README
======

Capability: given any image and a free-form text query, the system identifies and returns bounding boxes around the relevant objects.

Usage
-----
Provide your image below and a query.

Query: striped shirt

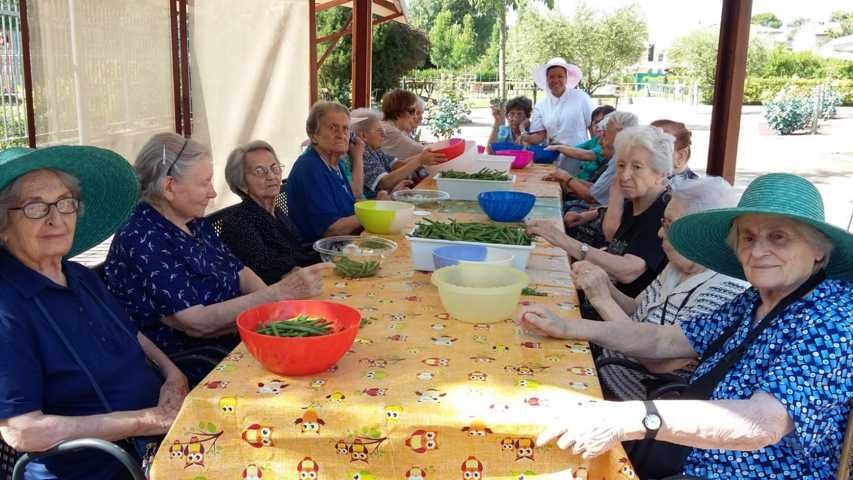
[598,264,750,400]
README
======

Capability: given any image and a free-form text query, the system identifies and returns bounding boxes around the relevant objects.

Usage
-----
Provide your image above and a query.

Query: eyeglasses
[162,138,190,177]
[10,198,80,220]
[251,163,283,178]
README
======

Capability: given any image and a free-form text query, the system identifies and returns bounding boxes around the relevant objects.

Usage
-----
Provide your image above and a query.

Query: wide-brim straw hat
[532,57,582,92]
[668,173,853,282]
[0,146,138,258]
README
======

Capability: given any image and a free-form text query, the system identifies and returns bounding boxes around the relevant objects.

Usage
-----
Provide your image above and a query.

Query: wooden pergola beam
[351,0,372,108]
[316,0,350,13]
[706,0,753,183]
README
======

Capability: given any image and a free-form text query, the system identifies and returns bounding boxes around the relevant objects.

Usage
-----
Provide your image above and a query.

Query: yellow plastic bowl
[355,200,415,234]
[431,264,528,324]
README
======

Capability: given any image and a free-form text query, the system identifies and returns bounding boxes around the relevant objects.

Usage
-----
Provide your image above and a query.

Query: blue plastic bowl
[432,245,515,270]
[477,191,536,222]
[528,145,560,164]
[489,141,521,153]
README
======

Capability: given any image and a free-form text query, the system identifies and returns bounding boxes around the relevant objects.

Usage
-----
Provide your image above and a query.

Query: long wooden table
[149,164,633,479]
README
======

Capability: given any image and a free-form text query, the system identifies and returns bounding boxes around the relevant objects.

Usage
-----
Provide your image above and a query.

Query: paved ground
[428,98,853,230]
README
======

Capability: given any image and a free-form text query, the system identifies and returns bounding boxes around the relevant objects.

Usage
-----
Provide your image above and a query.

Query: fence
[0,0,27,148]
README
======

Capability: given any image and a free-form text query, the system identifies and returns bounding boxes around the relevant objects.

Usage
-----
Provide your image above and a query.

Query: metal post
[17,0,34,147]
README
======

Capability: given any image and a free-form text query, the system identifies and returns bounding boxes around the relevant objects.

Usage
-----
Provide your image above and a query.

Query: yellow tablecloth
[149,164,636,480]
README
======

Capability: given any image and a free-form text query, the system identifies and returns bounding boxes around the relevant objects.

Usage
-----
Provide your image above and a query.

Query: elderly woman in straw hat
[0,146,187,478]
[515,173,852,479]
[217,140,321,285]
[519,57,594,174]
[104,133,330,386]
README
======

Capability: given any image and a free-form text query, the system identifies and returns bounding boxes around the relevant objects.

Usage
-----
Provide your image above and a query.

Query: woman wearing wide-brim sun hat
[514,172,852,479]
[519,57,595,175]
[0,146,188,479]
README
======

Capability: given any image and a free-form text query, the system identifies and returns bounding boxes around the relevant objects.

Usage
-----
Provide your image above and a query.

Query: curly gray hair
[224,140,279,197]
[613,125,674,176]
[135,133,210,203]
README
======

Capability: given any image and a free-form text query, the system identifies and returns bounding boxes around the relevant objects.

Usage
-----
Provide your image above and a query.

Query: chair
[1,436,144,480]
[276,178,288,215]
[205,204,241,237]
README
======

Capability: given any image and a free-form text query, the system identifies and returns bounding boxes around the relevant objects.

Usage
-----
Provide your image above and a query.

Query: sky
[553,0,850,47]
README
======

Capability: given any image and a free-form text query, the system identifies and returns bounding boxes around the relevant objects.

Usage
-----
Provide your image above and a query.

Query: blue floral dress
[103,203,244,381]
[680,279,852,479]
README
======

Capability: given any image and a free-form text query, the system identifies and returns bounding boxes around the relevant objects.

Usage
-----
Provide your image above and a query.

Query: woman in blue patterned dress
[515,173,851,480]
[103,133,331,385]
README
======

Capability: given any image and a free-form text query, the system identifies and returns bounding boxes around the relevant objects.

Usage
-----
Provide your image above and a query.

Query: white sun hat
[532,57,583,92]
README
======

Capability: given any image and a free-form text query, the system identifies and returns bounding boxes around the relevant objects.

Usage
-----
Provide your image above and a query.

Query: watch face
[644,414,661,430]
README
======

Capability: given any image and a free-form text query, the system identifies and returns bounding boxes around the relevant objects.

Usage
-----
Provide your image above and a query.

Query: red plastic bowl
[428,138,465,163]
[496,149,533,169]
[236,300,361,376]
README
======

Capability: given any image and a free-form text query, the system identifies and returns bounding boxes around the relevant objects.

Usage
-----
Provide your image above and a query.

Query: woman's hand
[391,179,414,192]
[348,135,365,160]
[537,401,639,459]
[419,149,445,166]
[563,210,594,228]
[138,405,181,436]
[571,261,613,305]
[526,219,568,247]
[543,169,571,183]
[513,303,572,339]
[157,371,189,414]
[491,106,505,127]
[273,263,333,299]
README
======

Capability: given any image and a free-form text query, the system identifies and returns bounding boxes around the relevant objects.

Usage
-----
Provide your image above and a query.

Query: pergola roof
[314,0,407,24]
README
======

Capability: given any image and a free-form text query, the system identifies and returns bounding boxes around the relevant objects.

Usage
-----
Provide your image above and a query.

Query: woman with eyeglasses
[379,89,446,171]
[0,146,185,478]
[217,140,321,285]
[103,133,331,385]
[570,177,749,400]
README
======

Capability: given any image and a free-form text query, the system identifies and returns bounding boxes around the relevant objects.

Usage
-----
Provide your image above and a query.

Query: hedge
[743,77,853,106]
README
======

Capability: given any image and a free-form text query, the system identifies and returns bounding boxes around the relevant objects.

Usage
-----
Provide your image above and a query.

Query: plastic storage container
[431,264,528,324]
[432,245,515,270]
[406,228,534,271]
[434,173,516,201]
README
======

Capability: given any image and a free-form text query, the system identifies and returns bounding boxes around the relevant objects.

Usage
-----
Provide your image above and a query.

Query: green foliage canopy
[751,12,782,29]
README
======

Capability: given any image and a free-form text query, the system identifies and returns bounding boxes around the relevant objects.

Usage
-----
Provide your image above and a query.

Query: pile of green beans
[358,239,390,250]
[522,287,548,296]
[412,219,531,246]
[334,256,381,278]
[256,315,333,337]
[442,168,510,181]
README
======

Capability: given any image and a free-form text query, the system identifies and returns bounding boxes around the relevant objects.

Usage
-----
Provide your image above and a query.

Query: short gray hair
[670,176,739,215]
[613,125,674,176]
[135,133,210,203]
[726,216,834,270]
[350,108,382,136]
[225,140,279,197]
[306,101,350,142]
[600,111,639,131]
[0,169,83,242]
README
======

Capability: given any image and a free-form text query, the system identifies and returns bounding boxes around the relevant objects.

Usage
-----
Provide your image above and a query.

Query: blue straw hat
[0,146,139,258]
[668,173,853,282]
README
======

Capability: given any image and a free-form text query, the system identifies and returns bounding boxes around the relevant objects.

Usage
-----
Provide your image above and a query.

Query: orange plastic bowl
[236,300,361,376]
[428,138,465,163]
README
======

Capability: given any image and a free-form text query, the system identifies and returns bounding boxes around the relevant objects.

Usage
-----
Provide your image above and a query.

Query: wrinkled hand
[348,135,366,159]
[544,145,564,152]
[491,106,505,126]
[514,303,572,339]
[563,211,589,228]
[391,179,414,193]
[526,219,567,247]
[274,262,334,299]
[571,261,613,305]
[158,372,189,414]
[537,401,633,459]
[419,149,446,166]
[543,169,571,183]
[140,404,180,436]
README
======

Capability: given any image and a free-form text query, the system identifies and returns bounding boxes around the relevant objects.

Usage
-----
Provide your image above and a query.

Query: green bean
[334,256,380,278]
[441,168,510,181]
[522,287,548,296]
[256,315,333,337]
[359,239,389,250]
[411,219,531,246]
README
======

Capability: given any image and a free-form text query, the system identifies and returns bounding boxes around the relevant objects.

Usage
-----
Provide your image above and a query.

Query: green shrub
[743,77,853,105]
[762,87,841,135]
[424,81,470,139]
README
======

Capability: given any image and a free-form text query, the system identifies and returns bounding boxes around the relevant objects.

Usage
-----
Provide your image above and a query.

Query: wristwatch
[642,401,662,440]
[578,243,590,261]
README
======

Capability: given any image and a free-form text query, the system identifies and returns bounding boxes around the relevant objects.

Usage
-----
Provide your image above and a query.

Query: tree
[317,8,429,105]
[409,0,496,57]
[428,10,456,69]
[668,29,769,103]
[451,15,478,69]
[829,10,853,39]
[751,12,782,29]
[505,4,648,94]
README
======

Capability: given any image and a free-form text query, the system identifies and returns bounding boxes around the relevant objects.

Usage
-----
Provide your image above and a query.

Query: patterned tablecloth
[149,164,636,480]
